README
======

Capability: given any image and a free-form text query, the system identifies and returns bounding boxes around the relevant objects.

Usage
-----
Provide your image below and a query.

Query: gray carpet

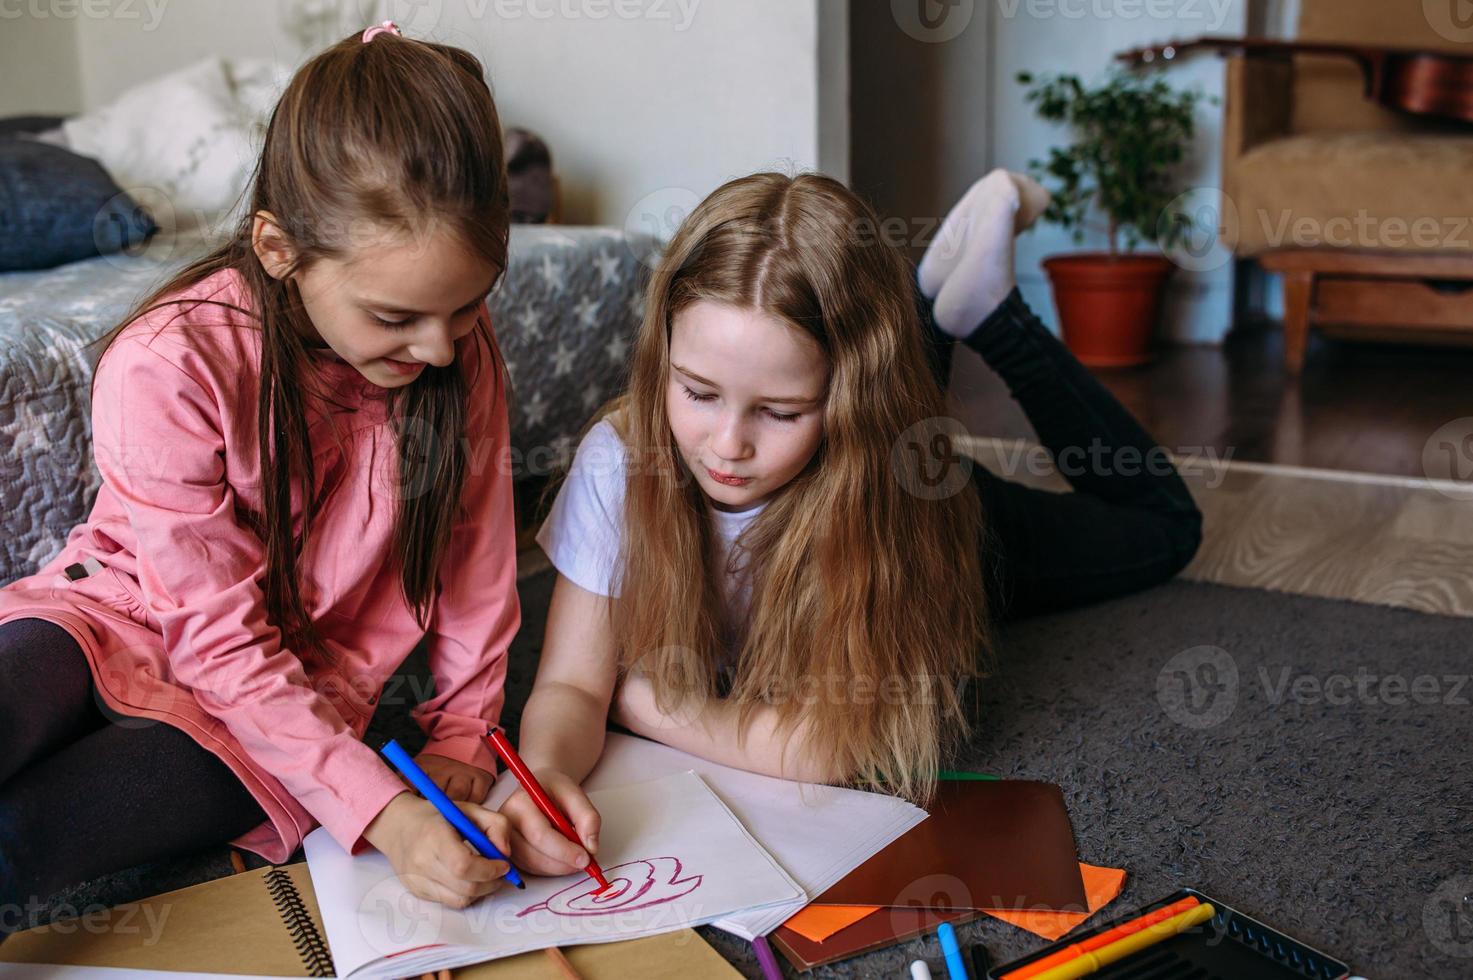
[19,572,1473,978]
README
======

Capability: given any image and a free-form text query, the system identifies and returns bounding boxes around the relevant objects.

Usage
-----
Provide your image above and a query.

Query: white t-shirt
[535,419,768,657]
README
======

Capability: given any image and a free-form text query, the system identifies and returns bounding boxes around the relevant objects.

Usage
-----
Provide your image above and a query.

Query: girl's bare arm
[611,670,843,783]
[516,573,619,781]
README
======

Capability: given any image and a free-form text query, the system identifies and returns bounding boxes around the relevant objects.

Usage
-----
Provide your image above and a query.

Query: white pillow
[63,57,264,236]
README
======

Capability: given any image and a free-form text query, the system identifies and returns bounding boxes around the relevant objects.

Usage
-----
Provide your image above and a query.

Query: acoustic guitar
[1117,36,1473,125]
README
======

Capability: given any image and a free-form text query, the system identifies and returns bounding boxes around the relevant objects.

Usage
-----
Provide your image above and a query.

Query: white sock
[918,169,1050,338]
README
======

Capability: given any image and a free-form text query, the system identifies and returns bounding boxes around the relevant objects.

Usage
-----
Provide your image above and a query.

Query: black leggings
[914,273,1203,621]
[0,618,265,937]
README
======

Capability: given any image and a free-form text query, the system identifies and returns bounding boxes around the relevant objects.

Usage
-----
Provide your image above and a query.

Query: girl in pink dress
[0,24,520,925]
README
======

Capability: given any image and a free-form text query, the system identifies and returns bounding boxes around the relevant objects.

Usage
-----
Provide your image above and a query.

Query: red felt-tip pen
[484,726,611,892]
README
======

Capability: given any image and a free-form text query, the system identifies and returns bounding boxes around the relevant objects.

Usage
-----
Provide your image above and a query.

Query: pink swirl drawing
[517,857,702,918]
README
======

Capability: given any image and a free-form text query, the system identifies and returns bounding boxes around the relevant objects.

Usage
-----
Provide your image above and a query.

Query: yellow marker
[1028,903,1216,980]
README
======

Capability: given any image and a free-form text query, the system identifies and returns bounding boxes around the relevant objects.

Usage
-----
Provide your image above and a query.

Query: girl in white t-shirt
[498,171,1201,877]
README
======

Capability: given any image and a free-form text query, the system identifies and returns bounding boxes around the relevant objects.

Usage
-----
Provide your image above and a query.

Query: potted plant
[1017,68,1208,366]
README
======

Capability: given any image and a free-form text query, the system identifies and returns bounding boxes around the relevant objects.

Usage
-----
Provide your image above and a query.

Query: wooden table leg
[1281,270,1315,374]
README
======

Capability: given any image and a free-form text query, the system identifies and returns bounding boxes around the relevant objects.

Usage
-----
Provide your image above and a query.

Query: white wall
[60,0,835,228]
[0,9,81,116]
[989,0,1249,344]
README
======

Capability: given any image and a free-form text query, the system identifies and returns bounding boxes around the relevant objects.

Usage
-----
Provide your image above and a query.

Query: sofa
[1220,0,1473,371]
[0,223,653,586]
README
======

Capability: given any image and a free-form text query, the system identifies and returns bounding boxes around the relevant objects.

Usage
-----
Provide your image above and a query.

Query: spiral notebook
[0,864,334,976]
[0,862,740,979]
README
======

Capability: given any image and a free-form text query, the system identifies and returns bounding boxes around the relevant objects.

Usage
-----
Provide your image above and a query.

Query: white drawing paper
[306,770,802,978]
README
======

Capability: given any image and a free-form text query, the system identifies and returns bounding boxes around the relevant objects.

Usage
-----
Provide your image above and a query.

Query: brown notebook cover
[772,907,977,971]
[0,862,739,979]
[815,779,1088,912]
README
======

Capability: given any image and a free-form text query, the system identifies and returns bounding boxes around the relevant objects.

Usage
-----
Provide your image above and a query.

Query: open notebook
[306,769,805,979]
[0,860,741,979]
[527,732,930,939]
[305,734,927,977]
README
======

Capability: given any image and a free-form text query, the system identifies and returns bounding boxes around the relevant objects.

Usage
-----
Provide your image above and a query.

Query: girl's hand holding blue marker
[363,792,515,909]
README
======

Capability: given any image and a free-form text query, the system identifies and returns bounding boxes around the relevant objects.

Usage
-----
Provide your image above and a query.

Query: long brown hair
[611,172,990,802]
[86,31,510,666]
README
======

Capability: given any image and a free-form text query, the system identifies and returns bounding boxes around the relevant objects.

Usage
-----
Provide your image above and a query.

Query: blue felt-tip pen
[379,739,525,890]
[938,922,969,979]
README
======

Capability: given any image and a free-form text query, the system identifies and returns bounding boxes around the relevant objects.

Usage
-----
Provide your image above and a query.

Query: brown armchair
[1220,0,1473,372]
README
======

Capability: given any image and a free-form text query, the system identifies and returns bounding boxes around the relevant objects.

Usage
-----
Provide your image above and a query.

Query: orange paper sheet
[783,905,881,943]
[782,862,1126,944]
[982,862,1127,940]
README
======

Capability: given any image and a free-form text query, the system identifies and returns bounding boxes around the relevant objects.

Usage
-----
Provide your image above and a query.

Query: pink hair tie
[361,20,401,43]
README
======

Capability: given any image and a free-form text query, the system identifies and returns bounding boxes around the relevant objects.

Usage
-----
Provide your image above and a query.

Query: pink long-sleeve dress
[0,267,521,863]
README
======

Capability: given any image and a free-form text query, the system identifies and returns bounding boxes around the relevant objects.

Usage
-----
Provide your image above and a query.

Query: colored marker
[970,942,992,978]
[1027,903,1215,980]
[379,739,524,889]
[752,934,783,980]
[1001,896,1202,979]
[911,960,935,980]
[483,726,611,892]
[938,922,970,979]
[543,945,584,979]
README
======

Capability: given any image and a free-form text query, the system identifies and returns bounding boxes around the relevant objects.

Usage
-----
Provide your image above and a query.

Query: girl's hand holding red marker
[499,769,603,876]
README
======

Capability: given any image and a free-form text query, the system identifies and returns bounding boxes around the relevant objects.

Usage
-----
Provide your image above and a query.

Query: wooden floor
[950,322,1473,618]
[959,436,1473,619]
[948,320,1473,480]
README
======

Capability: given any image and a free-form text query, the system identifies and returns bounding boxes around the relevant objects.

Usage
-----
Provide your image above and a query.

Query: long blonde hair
[612,172,990,802]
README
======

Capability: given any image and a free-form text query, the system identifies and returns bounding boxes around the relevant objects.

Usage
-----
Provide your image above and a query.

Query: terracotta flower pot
[1041,252,1174,368]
